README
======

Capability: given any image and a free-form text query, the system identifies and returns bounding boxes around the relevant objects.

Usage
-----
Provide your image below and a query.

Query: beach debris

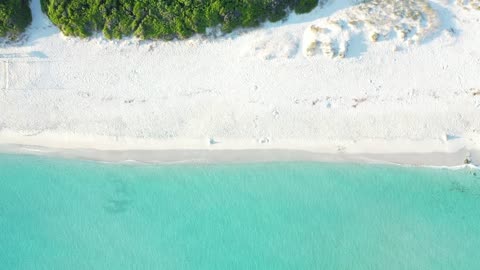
[209,138,219,145]
[352,97,367,108]
[77,91,91,98]
[101,95,114,102]
[464,152,472,165]
[272,109,280,118]
[259,137,270,144]
[447,27,457,37]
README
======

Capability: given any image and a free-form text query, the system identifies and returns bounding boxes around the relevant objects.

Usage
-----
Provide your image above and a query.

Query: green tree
[0,0,32,39]
[40,0,321,40]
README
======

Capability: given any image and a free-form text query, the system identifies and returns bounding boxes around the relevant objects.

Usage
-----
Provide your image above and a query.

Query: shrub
[294,0,319,14]
[0,0,32,39]
[40,0,321,40]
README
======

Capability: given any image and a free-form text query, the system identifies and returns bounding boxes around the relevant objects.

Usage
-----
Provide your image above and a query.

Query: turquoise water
[0,154,479,269]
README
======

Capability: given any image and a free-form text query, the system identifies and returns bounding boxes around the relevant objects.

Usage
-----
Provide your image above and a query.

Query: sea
[1,153,479,269]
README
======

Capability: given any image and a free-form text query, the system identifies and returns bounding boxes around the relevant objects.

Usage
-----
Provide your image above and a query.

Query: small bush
[294,0,319,14]
[0,0,32,39]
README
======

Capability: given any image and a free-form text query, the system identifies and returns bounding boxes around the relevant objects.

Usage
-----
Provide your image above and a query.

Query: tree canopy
[40,0,321,39]
[0,0,32,39]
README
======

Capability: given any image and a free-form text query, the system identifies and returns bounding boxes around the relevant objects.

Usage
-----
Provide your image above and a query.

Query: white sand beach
[0,0,479,165]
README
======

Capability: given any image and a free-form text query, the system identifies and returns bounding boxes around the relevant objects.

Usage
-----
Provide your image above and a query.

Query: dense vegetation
[41,0,321,39]
[0,0,32,39]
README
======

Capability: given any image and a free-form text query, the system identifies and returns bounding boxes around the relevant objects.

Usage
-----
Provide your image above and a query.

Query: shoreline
[1,141,478,168]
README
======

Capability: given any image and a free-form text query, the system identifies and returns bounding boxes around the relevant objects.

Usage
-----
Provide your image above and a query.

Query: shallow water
[0,154,479,269]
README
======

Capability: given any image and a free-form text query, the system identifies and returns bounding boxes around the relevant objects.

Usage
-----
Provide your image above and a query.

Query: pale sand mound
[303,0,441,58]
[457,0,480,10]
